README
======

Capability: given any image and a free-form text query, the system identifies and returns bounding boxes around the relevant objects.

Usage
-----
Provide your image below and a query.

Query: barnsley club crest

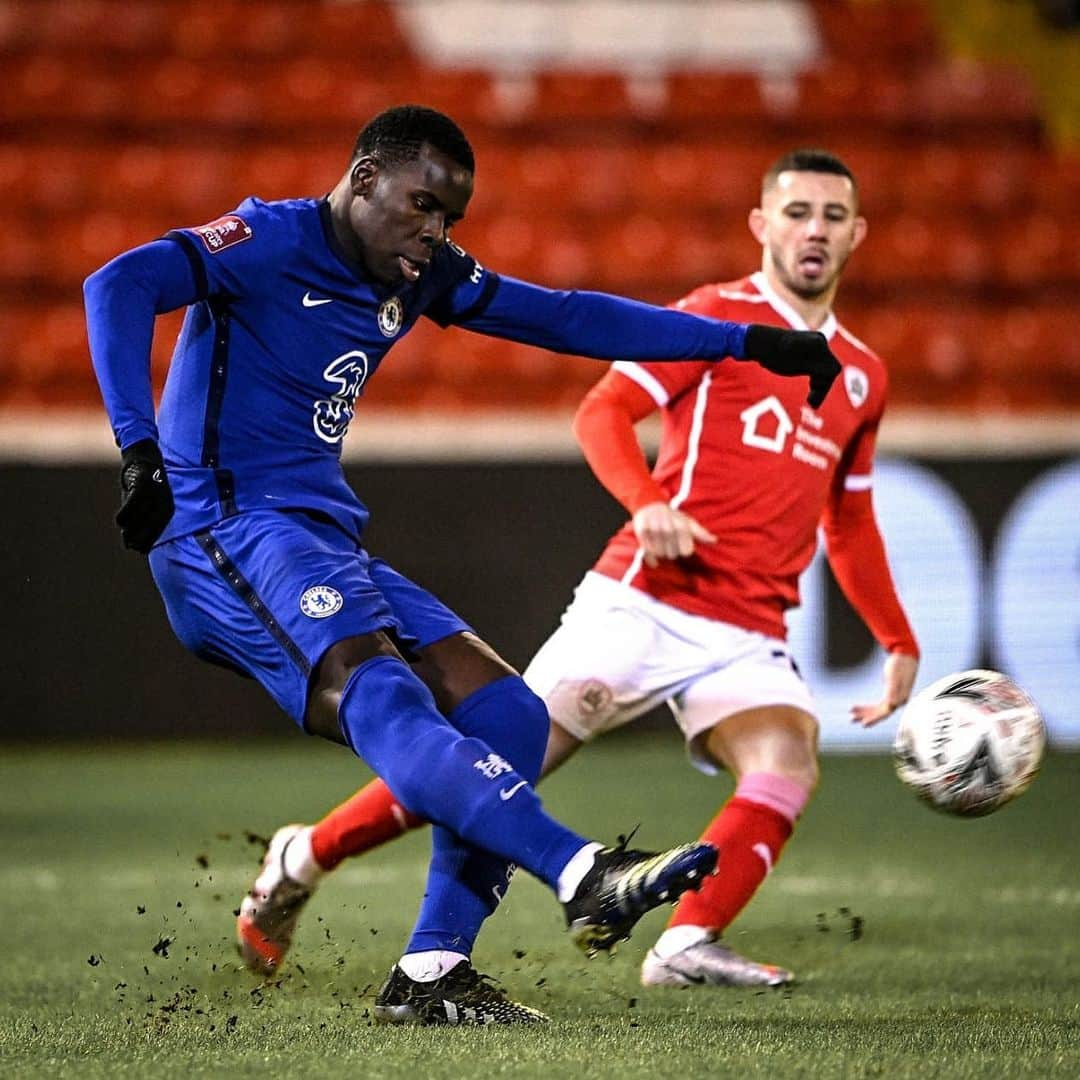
[843,366,869,409]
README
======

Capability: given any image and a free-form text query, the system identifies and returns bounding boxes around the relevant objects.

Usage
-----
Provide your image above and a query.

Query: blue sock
[337,657,584,891]
[405,676,548,955]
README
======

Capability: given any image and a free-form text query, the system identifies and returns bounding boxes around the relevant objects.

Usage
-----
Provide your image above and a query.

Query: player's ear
[350,155,378,196]
[851,214,868,252]
[748,207,768,245]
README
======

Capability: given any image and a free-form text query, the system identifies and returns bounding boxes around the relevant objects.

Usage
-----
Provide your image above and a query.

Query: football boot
[374,961,549,1025]
[563,840,719,956]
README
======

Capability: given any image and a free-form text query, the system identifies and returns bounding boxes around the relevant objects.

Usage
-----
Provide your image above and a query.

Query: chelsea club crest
[377,296,404,338]
[300,585,343,619]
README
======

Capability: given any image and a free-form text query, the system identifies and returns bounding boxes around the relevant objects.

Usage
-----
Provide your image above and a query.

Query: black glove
[115,439,175,553]
[742,325,842,409]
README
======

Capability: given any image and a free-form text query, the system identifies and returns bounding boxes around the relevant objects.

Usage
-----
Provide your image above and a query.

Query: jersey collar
[750,271,837,341]
[317,197,390,292]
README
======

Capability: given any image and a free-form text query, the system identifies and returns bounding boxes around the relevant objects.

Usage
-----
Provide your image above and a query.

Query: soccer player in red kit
[238,148,919,988]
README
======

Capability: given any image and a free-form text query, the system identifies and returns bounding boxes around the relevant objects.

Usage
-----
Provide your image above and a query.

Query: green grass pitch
[1,735,1077,1078]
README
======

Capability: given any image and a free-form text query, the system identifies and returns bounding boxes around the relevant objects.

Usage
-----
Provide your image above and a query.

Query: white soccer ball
[893,669,1046,817]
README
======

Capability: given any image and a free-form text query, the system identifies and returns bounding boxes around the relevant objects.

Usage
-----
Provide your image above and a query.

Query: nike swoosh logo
[752,842,774,874]
[499,780,527,801]
[302,292,334,308]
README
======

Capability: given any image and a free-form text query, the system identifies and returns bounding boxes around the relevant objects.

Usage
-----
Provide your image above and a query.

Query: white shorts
[523,572,816,774]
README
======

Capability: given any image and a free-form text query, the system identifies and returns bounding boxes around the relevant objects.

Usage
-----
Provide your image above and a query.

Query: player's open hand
[850,651,920,728]
[115,439,175,553]
[741,325,842,408]
[632,501,717,568]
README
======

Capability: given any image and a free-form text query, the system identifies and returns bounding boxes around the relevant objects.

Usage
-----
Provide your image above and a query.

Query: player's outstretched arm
[458,277,841,407]
[821,484,920,726]
[84,239,200,552]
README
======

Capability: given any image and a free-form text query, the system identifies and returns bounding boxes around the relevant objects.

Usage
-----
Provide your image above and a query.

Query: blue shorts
[149,510,471,726]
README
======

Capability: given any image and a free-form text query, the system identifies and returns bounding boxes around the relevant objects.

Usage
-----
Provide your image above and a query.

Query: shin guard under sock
[310,780,423,871]
[311,677,550,870]
[667,772,809,933]
[336,657,583,889]
[407,675,550,954]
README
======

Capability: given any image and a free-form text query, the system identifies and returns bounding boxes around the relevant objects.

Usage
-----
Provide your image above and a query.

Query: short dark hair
[353,105,475,174]
[763,149,857,200]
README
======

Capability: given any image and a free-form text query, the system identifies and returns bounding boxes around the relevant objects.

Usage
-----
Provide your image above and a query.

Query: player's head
[352,105,476,174]
[341,105,475,286]
[749,149,866,303]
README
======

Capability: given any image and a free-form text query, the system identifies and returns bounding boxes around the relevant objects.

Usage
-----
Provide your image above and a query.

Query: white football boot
[236,824,316,975]
[641,932,793,988]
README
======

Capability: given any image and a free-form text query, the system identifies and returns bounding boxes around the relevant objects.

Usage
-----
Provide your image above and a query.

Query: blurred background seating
[0,0,1076,414]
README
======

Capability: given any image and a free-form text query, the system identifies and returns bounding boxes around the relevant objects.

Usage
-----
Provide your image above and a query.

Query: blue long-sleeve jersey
[85,196,750,544]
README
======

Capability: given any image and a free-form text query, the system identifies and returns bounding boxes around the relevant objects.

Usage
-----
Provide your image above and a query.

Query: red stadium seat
[975,307,1080,407]
[853,304,981,408]
[123,58,214,124]
[912,61,1037,127]
[1,303,92,395]
[531,71,634,122]
[65,211,168,284]
[0,214,52,285]
[796,60,1037,138]
[893,145,1033,215]
[859,215,993,290]
[637,143,762,213]
[478,145,637,217]
[795,65,914,128]
[663,72,768,123]
[811,0,940,65]
[0,55,107,122]
[533,229,601,291]
[585,215,677,293]
[0,0,1071,416]
[458,216,541,280]
[0,1,29,51]
[169,1,290,59]
[995,215,1077,289]
[5,0,169,53]
[0,147,39,210]
[225,147,321,205]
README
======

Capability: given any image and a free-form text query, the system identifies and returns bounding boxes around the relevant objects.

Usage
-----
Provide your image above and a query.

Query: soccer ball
[893,669,1045,817]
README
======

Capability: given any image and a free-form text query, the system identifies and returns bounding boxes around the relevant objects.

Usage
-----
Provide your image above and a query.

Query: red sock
[310,779,424,870]
[669,773,808,933]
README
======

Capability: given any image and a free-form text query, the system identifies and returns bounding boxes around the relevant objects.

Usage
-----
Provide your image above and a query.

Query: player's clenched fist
[741,325,842,408]
[115,439,174,553]
[632,501,718,568]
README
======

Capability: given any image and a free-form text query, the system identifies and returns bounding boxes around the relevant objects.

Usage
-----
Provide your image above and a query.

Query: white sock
[556,842,604,902]
[398,950,468,983]
[281,826,323,887]
[652,924,713,959]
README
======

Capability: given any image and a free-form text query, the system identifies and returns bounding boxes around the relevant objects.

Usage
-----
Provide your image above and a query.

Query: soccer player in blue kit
[84,105,841,1025]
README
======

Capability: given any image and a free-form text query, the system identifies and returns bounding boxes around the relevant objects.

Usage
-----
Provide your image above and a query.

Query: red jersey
[592,271,887,640]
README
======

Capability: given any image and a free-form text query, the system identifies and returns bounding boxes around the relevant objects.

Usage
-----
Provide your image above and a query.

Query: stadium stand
[0,0,1076,412]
